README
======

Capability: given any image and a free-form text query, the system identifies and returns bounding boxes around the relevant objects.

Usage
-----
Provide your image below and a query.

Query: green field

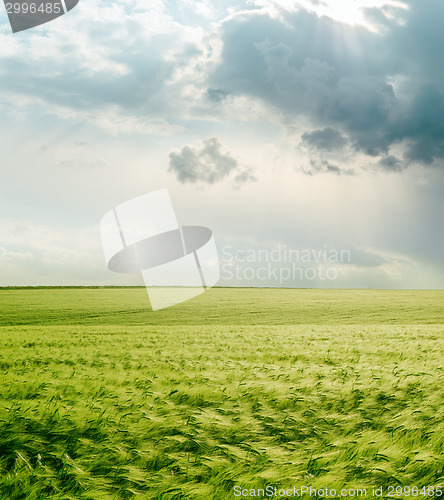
[0,288,443,499]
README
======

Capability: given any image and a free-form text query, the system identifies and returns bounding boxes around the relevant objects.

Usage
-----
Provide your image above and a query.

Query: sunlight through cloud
[249,0,409,30]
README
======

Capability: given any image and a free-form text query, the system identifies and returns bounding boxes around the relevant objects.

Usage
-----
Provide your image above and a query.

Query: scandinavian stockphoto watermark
[4,0,79,33]
[100,189,220,311]
[221,244,351,286]
[233,484,443,497]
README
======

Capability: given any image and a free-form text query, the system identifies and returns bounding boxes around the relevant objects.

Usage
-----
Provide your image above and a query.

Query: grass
[0,287,443,499]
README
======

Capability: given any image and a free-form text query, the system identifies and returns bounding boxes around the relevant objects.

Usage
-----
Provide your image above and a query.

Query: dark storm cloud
[211,1,444,168]
[4,0,444,168]
[302,127,347,151]
[169,137,255,185]
[211,10,385,109]
[386,86,444,164]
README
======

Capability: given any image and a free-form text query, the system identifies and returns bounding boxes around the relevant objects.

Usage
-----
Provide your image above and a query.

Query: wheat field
[0,288,443,499]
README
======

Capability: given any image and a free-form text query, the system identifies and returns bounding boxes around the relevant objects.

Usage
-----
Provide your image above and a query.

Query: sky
[0,0,443,289]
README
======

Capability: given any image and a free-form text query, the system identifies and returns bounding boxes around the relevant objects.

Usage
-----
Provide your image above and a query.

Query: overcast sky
[0,0,443,288]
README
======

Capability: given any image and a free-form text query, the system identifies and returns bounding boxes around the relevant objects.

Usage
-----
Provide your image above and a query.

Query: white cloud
[0,0,213,136]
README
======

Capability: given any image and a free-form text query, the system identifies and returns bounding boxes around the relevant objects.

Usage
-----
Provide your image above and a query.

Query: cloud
[299,127,353,176]
[304,159,354,176]
[168,137,256,185]
[210,2,444,168]
[5,0,442,169]
[0,0,210,137]
[386,85,444,165]
[233,168,257,186]
[301,127,347,151]
[2,0,444,170]
[378,155,404,172]
[205,88,232,102]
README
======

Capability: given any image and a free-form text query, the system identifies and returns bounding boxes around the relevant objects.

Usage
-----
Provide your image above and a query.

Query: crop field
[0,287,443,499]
